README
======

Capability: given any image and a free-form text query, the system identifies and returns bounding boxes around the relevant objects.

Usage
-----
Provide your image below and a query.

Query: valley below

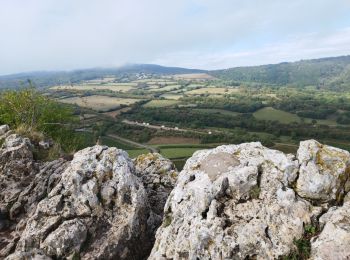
[35,61,350,170]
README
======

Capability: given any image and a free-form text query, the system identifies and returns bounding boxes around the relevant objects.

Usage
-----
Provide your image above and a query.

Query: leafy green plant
[281,224,319,260]
[0,87,81,153]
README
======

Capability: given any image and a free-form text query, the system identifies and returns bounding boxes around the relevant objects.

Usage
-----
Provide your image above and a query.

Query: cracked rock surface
[149,141,350,259]
[310,201,350,259]
[0,132,69,258]
[10,146,151,259]
[296,140,350,203]
[134,153,178,231]
[0,126,177,260]
[2,123,350,260]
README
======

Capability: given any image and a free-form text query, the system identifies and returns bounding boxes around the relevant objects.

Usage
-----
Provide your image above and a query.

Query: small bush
[0,87,82,153]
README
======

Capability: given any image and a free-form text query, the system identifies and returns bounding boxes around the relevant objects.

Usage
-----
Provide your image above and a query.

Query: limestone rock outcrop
[149,141,350,259]
[296,140,350,203]
[6,146,153,259]
[0,126,177,260]
[134,153,178,231]
[0,132,69,258]
[310,201,350,259]
[2,123,350,260]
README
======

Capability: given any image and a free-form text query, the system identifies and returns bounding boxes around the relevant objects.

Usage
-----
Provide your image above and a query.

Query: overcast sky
[1,0,350,75]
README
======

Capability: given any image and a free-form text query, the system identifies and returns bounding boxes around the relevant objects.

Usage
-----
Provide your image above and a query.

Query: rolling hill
[2,55,350,90]
[210,55,350,90]
[0,64,205,89]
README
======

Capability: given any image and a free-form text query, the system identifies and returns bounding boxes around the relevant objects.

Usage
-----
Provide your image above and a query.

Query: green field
[126,149,149,158]
[143,100,180,108]
[159,147,202,159]
[253,107,300,124]
[101,136,137,150]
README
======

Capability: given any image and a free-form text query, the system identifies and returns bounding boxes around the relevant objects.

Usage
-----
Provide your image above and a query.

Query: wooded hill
[210,55,350,90]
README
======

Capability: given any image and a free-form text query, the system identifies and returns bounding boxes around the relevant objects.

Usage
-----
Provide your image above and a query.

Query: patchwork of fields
[49,73,350,170]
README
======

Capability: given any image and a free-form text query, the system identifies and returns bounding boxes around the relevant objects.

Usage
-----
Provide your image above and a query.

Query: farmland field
[143,100,180,108]
[126,149,150,158]
[60,95,141,111]
[45,70,350,172]
[159,147,201,159]
[51,84,137,92]
[160,94,183,100]
[148,85,182,92]
[253,107,300,124]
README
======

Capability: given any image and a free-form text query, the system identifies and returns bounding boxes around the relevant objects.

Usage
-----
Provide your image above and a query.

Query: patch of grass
[253,107,301,124]
[15,124,45,143]
[126,149,149,158]
[172,159,186,171]
[160,147,200,159]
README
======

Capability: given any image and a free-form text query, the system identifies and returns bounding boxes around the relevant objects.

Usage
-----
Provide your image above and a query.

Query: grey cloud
[0,0,350,74]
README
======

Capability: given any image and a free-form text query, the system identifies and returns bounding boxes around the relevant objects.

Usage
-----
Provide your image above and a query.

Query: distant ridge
[2,55,350,90]
[0,64,206,89]
[209,55,350,90]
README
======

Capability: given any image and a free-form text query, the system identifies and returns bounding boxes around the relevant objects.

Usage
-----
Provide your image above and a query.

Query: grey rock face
[133,153,178,240]
[296,140,350,203]
[310,202,350,259]
[0,133,68,258]
[1,128,177,259]
[149,141,350,260]
[2,127,350,260]
[11,146,152,259]
[134,153,178,216]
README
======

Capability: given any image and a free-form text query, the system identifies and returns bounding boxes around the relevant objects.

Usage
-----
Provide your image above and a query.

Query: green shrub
[0,87,81,153]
